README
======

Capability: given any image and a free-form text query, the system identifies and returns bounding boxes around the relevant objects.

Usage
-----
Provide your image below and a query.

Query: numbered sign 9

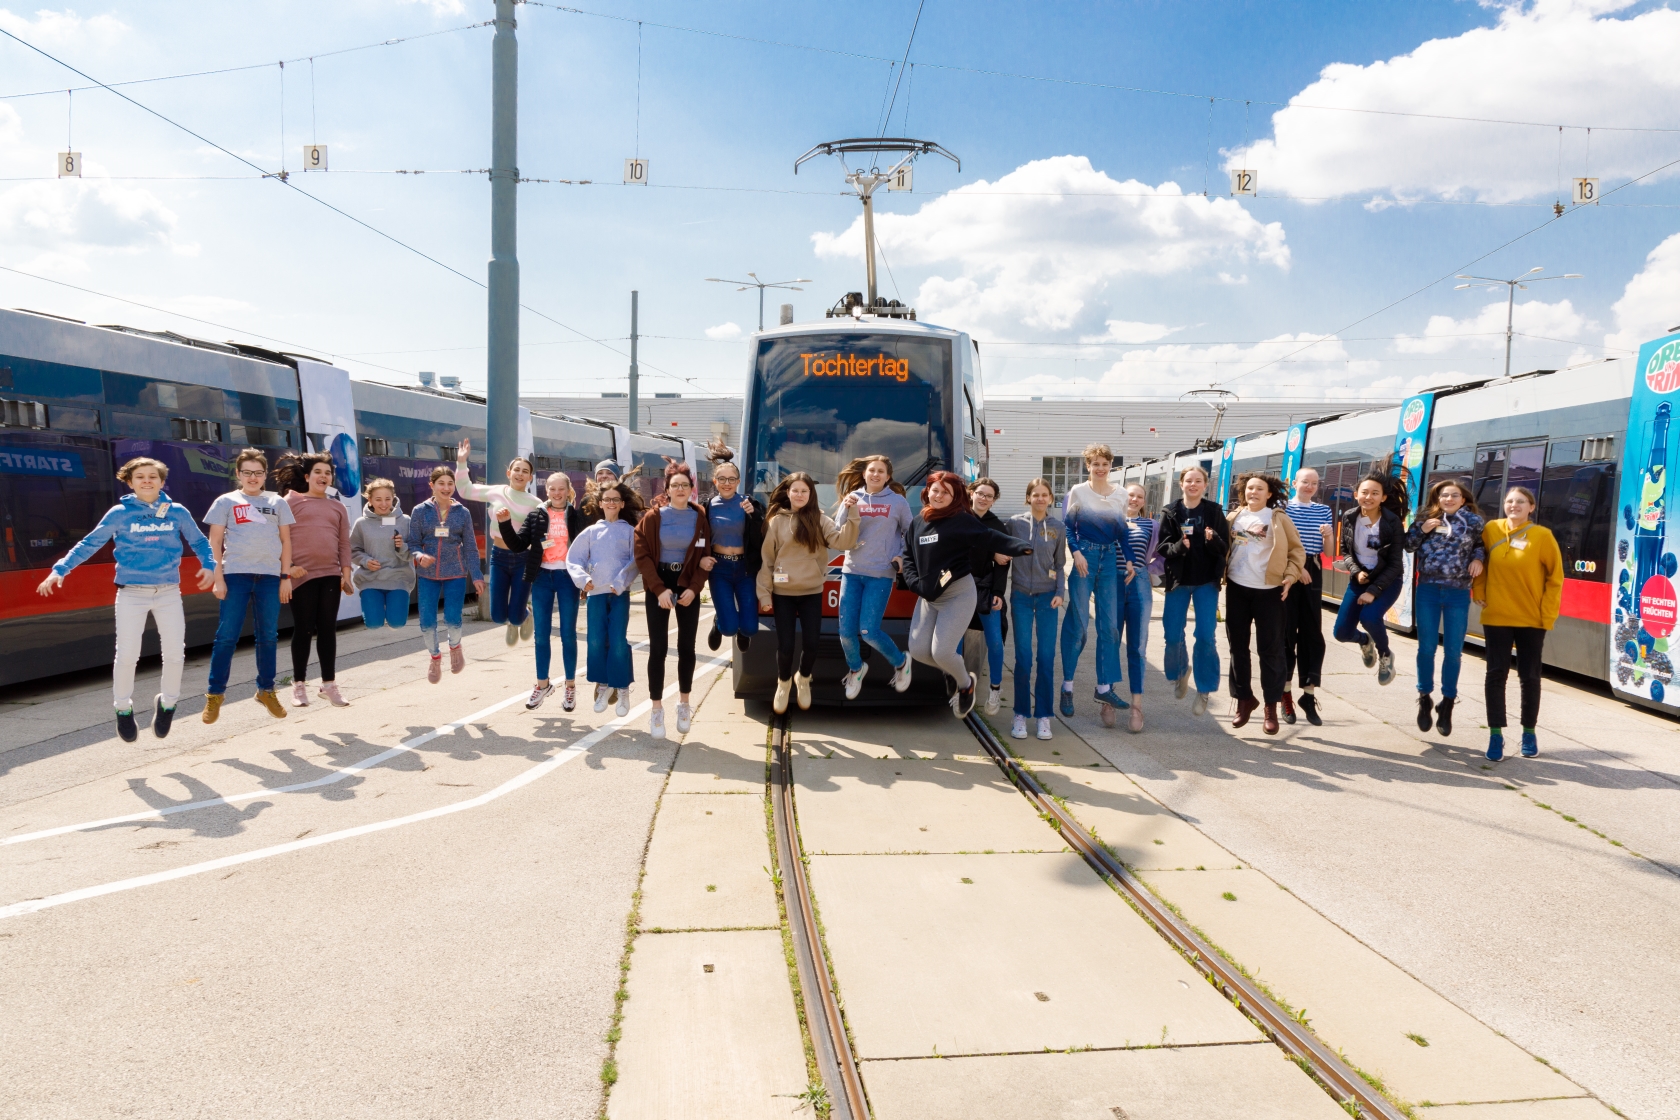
[57,151,81,178]
[889,164,913,191]
[623,158,648,185]
[1573,177,1599,205]
[302,145,328,171]
[1230,168,1257,196]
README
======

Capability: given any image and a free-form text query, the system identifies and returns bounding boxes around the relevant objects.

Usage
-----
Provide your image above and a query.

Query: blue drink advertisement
[1217,438,1237,507]
[1279,423,1308,491]
[1611,333,1680,708]
[1386,393,1435,629]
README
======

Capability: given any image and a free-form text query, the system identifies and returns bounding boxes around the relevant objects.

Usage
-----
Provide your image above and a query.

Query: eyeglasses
[600,496,623,505]
[237,469,266,478]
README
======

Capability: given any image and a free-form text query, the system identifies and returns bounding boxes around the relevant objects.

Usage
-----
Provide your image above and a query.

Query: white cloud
[704,321,743,341]
[1394,297,1586,354]
[1226,0,1680,203]
[1080,319,1176,344]
[0,6,129,45]
[1606,232,1680,355]
[811,155,1288,337]
[394,0,466,15]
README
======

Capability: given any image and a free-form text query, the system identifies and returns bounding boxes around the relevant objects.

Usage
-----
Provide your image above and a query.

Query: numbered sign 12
[1573,177,1599,205]
[302,145,328,171]
[1230,168,1257,196]
[889,164,913,191]
[623,158,648,185]
[58,151,81,178]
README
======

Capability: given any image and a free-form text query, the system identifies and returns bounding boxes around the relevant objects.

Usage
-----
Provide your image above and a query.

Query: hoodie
[1006,511,1067,598]
[350,501,416,593]
[833,487,914,579]
[52,492,215,586]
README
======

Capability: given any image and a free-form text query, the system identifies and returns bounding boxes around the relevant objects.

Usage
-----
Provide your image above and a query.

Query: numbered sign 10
[302,145,328,171]
[1230,168,1257,196]
[58,151,81,178]
[1573,177,1599,205]
[889,164,913,191]
[623,158,648,185]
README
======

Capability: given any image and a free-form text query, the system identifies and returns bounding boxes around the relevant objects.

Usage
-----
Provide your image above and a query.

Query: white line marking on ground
[0,657,729,921]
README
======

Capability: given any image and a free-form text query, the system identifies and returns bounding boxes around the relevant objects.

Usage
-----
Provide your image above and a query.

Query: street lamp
[1454,267,1583,379]
[705,272,810,331]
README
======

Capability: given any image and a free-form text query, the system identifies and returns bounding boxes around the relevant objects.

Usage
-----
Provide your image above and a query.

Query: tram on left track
[0,306,706,687]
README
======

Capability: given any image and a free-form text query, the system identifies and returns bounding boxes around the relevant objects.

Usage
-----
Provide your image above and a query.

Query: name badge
[157,502,170,517]
[435,526,450,538]
[381,516,397,527]
[1510,538,1528,551]
[695,538,705,548]
[939,569,952,587]
[773,567,790,584]
[919,532,939,544]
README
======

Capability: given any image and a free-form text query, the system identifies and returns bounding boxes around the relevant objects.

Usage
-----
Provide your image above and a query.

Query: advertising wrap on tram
[1386,392,1435,629]
[1612,333,1680,709]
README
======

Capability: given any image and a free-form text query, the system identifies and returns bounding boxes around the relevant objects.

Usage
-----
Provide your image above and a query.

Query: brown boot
[1232,696,1259,728]
[1263,703,1280,735]
[202,694,223,724]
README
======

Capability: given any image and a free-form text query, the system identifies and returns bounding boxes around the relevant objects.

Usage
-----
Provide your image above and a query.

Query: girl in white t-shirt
[1224,474,1305,736]
[498,471,587,712]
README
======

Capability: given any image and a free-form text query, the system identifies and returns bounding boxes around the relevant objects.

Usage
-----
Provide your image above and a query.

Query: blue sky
[3,0,1679,404]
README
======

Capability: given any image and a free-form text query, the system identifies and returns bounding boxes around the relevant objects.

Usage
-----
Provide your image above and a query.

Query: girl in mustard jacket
[1471,486,1563,761]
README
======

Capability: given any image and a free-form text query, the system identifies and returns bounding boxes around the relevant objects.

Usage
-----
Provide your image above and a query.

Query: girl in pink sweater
[278,452,354,707]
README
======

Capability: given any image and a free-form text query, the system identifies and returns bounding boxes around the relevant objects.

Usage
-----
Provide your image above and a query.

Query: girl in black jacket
[498,472,590,712]
[965,478,1012,715]
[1156,466,1230,717]
[1331,471,1408,685]
[900,472,1032,718]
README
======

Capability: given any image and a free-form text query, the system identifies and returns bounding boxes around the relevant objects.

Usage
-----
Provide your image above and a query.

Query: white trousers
[113,584,185,712]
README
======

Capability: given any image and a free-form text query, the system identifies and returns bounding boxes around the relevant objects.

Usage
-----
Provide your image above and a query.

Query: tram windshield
[747,332,952,508]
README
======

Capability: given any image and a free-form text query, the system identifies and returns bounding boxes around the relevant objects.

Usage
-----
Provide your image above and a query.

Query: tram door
[1472,442,1545,521]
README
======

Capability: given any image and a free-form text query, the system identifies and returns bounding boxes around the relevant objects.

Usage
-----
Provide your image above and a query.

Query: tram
[0,306,703,687]
[732,295,988,703]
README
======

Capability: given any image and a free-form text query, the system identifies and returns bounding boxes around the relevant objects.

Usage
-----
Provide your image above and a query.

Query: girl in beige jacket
[757,471,860,713]
[1224,473,1306,735]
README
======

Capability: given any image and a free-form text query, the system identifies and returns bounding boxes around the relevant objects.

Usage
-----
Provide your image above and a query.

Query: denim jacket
[1404,508,1486,590]
[405,499,484,583]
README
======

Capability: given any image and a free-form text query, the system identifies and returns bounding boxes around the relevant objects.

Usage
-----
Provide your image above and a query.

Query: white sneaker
[985,686,1002,715]
[505,622,519,647]
[615,686,631,717]
[795,673,813,710]
[1190,691,1210,717]
[649,708,665,739]
[891,658,913,693]
[1173,674,1189,700]
[519,613,534,641]
[843,664,867,700]
[676,702,693,734]
[1011,714,1028,739]
[773,676,792,714]
[526,682,554,711]
[593,684,610,713]
[1037,718,1054,740]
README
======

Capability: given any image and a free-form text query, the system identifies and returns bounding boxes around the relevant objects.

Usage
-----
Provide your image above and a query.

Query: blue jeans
[359,587,410,629]
[708,557,760,638]
[1011,589,1058,717]
[838,572,906,673]
[586,591,634,688]
[980,608,1005,688]
[531,566,581,682]
[1334,579,1402,656]
[1414,582,1470,697]
[208,573,280,694]
[487,545,530,626]
[1162,581,1221,695]
[1118,571,1152,695]
[418,575,468,654]
[1060,544,1121,688]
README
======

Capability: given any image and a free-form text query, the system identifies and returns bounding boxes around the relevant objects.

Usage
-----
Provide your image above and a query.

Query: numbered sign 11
[889,164,913,191]
[302,145,328,171]
[58,151,81,178]
[623,158,648,185]
[1573,177,1599,205]
[1230,168,1257,196]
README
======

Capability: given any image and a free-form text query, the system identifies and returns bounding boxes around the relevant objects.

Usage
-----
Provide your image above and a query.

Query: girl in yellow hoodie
[1471,486,1563,761]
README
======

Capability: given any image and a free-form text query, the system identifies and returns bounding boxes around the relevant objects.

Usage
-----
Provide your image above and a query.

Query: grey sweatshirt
[1006,511,1067,598]
[350,504,415,592]
[833,487,913,579]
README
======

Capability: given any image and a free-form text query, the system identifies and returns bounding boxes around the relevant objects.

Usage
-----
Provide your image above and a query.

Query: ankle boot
[1262,702,1280,735]
[1434,697,1454,736]
[1416,692,1434,732]
[1232,696,1258,728]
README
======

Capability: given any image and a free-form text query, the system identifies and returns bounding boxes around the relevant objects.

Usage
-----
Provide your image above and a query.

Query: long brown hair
[275,451,333,496]
[1360,471,1409,519]
[767,471,825,552]
[1232,472,1288,510]
[835,454,906,500]
[584,479,644,520]
[921,471,971,523]
[1420,477,1472,523]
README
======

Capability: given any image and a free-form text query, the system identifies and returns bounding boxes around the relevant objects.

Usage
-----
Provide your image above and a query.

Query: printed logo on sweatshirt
[129,521,175,534]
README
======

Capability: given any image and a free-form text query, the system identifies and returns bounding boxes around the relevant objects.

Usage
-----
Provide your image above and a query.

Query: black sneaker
[153,697,176,739]
[1298,693,1322,726]
[1435,697,1454,736]
[953,677,977,718]
[1416,693,1434,733]
[736,633,752,652]
[116,708,139,743]
[708,623,722,651]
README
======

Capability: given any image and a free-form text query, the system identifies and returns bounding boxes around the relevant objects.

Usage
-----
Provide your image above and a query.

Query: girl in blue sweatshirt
[568,481,640,716]
[37,457,215,742]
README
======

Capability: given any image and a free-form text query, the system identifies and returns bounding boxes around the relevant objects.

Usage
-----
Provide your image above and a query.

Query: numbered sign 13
[1573,177,1599,205]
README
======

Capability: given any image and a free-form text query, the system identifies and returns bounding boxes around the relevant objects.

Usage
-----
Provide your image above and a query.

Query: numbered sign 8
[1230,168,1257,196]
[57,151,81,178]
[623,158,649,185]
[1573,177,1599,205]
[302,145,328,171]
[889,164,913,191]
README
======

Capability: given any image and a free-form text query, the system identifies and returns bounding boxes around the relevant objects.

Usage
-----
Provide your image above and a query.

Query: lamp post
[705,273,810,331]
[1454,267,1582,379]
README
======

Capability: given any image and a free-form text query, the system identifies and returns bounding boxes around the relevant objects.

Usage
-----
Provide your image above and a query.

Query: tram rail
[767,707,1408,1120]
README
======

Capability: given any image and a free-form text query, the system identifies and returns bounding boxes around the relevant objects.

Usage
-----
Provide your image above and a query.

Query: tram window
[1539,460,1613,582]
[962,388,977,439]
[1432,450,1472,474]
[112,439,234,520]
[110,411,173,441]
[0,432,114,573]
[49,406,101,433]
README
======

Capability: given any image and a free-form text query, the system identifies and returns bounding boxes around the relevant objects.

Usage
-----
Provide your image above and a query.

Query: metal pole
[758,285,765,332]
[486,0,520,487]
[1504,282,1515,379]
[628,290,640,433]
[861,188,878,307]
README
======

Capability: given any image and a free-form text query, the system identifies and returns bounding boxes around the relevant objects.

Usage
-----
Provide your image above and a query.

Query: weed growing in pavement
[1405,1033,1429,1047]
[777,1083,831,1114]
[1516,790,1650,862]
[705,884,717,892]
[599,1058,618,1087]
[1221,891,1237,901]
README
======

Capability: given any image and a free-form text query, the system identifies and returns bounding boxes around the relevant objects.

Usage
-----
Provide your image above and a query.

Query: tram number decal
[827,587,839,609]
[800,353,910,381]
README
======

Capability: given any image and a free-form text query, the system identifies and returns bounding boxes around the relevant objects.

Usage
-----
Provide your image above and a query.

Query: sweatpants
[1282,555,1324,689]
[290,575,341,683]
[1484,624,1546,728]
[773,592,823,680]
[645,568,701,694]
[910,575,978,687]
[1225,581,1288,703]
[113,584,185,711]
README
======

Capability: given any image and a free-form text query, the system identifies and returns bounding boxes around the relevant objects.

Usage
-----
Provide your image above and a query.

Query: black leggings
[773,592,822,680]
[1484,624,1545,728]
[290,576,341,683]
[645,568,701,695]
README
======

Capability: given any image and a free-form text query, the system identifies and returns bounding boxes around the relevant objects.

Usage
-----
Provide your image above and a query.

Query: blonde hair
[1083,442,1113,465]
[363,477,397,500]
